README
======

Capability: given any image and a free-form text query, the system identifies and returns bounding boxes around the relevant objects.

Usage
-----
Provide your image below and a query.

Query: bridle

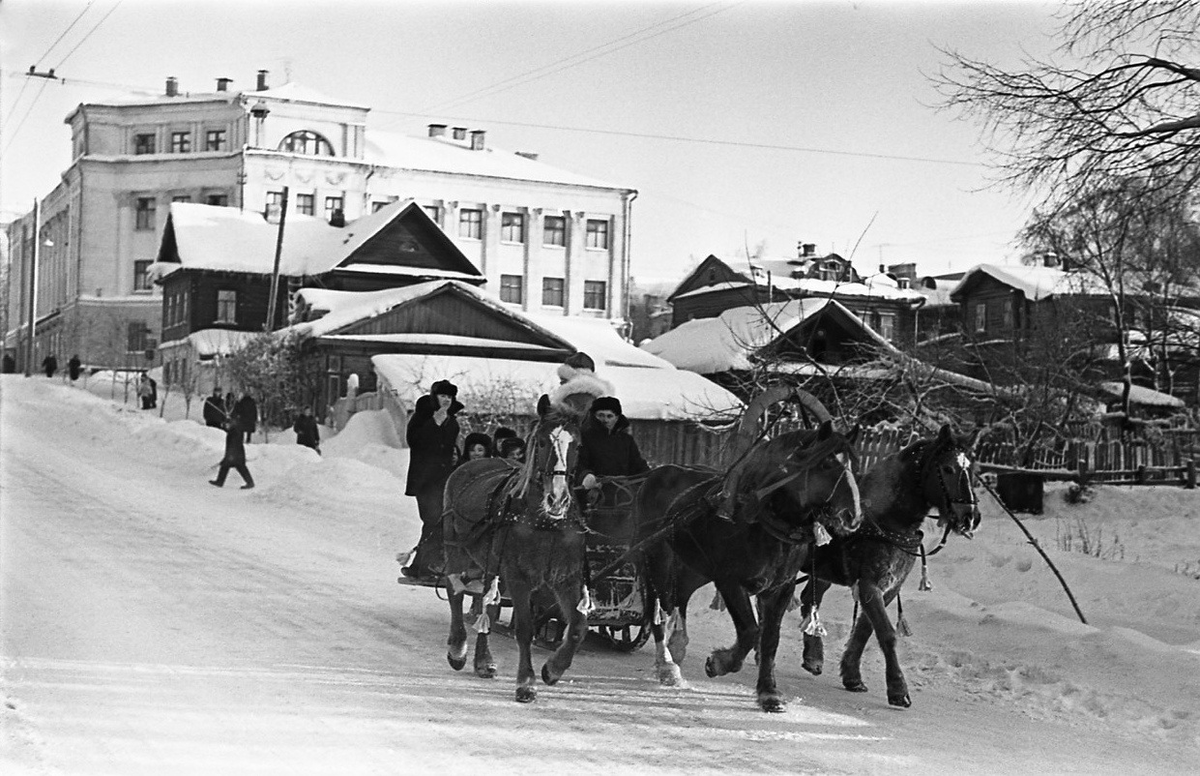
[915,439,979,534]
[751,436,859,546]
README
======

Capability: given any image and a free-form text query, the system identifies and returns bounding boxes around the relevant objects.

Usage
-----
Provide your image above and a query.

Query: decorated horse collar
[853,518,924,550]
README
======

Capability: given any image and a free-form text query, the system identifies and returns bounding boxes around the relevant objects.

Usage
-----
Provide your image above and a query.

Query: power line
[3,80,50,155]
[38,1,96,67]
[54,0,123,70]
[417,1,735,116]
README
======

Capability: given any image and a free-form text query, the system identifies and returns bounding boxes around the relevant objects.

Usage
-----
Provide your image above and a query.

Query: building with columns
[3,70,636,371]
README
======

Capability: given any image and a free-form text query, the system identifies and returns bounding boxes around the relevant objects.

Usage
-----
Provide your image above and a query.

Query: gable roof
[950,263,1109,302]
[668,255,754,301]
[642,298,896,374]
[155,200,482,282]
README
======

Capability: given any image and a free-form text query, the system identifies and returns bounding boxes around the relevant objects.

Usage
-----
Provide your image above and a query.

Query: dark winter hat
[493,426,517,443]
[564,351,596,372]
[429,379,458,398]
[590,396,622,416]
[463,432,493,455]
[498,437,527,457]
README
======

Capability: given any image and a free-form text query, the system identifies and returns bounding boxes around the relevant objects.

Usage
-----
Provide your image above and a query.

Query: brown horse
[635,419,863,712]
[797,424,981,707]
[441,393,590,703]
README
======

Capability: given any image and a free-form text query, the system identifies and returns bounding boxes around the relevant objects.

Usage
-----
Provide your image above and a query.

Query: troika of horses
[423,372,982,710]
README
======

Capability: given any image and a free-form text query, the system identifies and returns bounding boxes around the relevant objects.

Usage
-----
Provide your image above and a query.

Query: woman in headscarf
[401,380,464,581]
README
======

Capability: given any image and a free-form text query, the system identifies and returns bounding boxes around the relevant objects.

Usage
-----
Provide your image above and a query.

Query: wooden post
[1186,459,1196,490]
[1077,459,1089,486]
[1136,464,1147,485]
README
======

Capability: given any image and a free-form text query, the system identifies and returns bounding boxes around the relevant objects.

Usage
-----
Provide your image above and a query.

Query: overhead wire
[3,79,50,155]
[2,1,94,126]
[54,0,124,70]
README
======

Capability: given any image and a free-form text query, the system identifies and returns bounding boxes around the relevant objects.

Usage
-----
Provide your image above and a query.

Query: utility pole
[265,187,289,331]
[24,198,40,377]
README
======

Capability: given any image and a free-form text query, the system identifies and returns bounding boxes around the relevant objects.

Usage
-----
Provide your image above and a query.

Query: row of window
[499,275,607,310]
[135,193,229,230]
[441,209,610,248]
[135,129,227,155]
[266,191,343,219]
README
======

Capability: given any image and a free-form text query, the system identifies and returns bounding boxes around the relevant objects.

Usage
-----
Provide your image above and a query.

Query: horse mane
[504,400,587,501]
[739,426,855,494]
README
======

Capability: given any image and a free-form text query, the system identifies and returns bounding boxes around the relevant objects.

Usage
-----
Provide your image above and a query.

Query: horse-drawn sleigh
[401,382,981,711]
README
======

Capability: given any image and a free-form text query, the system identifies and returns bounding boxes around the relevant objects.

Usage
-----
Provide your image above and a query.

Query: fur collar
[549,371,613,412]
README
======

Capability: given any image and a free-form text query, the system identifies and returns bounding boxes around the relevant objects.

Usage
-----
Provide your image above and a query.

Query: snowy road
[2,377,1196,775]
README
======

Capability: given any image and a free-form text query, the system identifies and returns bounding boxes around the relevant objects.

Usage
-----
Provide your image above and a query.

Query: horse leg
[839,606,874,693]
[508,579,538,703]
[754,581,796,713]
[471,596,499,679]
[704,582,758,679]
[446,586,468,671]
[800,577,831,676]
[666,567,705,665]
[871,587,910,707]
[644,579,684,687]
[541,583,588,686]
[840,580,910,706]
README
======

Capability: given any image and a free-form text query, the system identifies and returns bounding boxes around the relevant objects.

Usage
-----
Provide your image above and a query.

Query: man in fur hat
[401,379,464,581]
[550,351,612,415]
[577,396,649,491]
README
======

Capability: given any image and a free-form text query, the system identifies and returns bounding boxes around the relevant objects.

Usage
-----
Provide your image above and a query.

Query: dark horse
[441,393,589,703]
[634,405,863,713]
[797,424,981,707]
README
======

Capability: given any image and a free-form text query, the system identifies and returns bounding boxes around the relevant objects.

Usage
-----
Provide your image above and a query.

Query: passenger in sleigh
[577,396,650,507]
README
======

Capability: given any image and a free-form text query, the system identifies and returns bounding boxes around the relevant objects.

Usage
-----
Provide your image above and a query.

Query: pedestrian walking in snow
[137,372,154,409]
[149,376,158,408]
[293,406,321,454]
[2,353,14,373]
[401,379,463,581]
[203,387,226,428]
[210,415,255,489]
[42,354,58,378]
[68,355,82,382]
[235,393,258,443]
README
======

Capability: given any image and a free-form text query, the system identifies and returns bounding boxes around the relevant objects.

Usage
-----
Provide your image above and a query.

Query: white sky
[0,0,1065,281]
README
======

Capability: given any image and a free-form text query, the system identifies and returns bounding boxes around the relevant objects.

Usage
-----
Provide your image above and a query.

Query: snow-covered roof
[159,200,481,280]
[372,354,742,422]
[746,257,926,303]
[365,130,628,191]
[523,313,671,369]
[1098,382,1185,409]
[160,328,259,358]
[642,298,896,374]
[951,263,1110,302]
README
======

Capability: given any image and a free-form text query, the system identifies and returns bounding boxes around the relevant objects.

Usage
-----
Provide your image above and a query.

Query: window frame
[499,274,524,304]
[459,208,482,239]
[279,130,335,157]
[170,131,191,153]
[134,133,156,155]
[974,302,987,333]
[133,260,153,292]
[135,197,157,231]
[541,277,565,307]
[295,193,315,216]
[586,219,609,249]
[543,215,566,247]
[215,289,237,324]
[204,129,227,152]
[324,195,344,221]
[500,212,525,243]
[583,280,607,311]
[206,193,228,207]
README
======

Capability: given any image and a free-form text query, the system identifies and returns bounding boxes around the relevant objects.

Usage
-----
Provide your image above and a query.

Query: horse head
[515,394,584,521]
[918,424,982,538]
[748,419,862,542]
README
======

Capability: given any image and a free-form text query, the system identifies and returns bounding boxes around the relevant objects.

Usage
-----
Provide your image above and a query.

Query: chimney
[1043,251,1059,268]
[329,209,345,228]
[470,129,486,150]
[452,127,467,140]
[802,243,817,257]
[216,77,233,92]
[165,76,178,97]
[427,124,447,138]
[515,151,539,161]
[256,69,269,91]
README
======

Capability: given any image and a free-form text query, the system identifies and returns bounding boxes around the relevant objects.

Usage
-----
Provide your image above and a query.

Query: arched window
[278,130,334,157]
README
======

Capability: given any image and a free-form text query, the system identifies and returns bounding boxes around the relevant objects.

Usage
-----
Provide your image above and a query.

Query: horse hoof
[843,680,868,693]
[889,693,911,708]
[704,656,718,678]
[515,685,537,703]
[656,664,684,687]
[475,663,497,679]
[759,695,787,713]
[541,664,560,686]
[801,659,823,676]
[447,653,466,672]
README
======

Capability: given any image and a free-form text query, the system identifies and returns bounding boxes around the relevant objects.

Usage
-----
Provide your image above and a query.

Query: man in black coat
[234,393,258,443]
[577,396,649,493]
[68,355,82,382]
[203,387,226,428]
[401,379,463,580]
[209,415,255,489]
[293,407,321,453]
[42,354,57,378]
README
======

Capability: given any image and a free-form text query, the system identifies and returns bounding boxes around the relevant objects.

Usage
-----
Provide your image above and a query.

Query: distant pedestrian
[293,406,321,453]
[347,372,359,398]
[234,393,258,443]
[209,415,255,489]
[67,354,82,382]
[3,353,15,373]
[42,354,57,378]
[137,372,154,409]
[148,375,158,408]
[203,387,226,428]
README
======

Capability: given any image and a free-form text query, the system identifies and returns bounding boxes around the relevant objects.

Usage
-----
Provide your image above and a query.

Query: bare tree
[935,0,1200,206]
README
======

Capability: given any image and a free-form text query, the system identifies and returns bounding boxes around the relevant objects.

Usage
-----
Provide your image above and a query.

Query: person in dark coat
[293,406,321,453]
[401,379,464,581]
[137,372,154,409]
[234,393,258,443]
[2,353,15,373]
[577,396,649,492]
[148,376,158,408]
[203,387,226,427]
[42,354,58,378]
[68,355,82,381]
[209,415,255,489]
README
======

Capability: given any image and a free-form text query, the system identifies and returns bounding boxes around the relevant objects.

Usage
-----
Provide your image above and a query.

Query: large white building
[4,70,636,370]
